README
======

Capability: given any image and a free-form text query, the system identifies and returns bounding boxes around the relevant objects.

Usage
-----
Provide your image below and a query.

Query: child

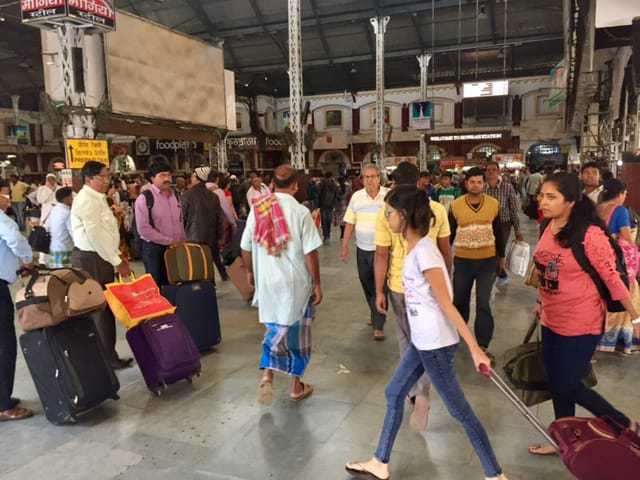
[345,186,507,480]
[436,172,461,212]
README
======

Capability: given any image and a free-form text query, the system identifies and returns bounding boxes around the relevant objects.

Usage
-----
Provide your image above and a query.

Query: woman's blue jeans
[374,343,502,477]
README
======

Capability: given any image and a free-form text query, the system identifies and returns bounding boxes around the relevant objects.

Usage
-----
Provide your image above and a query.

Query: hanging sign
[20,0,116,31]
[66,0,116,31]
[463,80,509,98]
[65,139,110,169]
[20,0,67,23]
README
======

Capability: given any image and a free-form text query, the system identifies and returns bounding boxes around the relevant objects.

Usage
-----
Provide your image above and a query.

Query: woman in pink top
[529,173,640,456]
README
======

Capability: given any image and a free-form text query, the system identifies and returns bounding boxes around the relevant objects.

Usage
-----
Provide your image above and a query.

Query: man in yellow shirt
[374,162,452,432]
[9,175,29,231]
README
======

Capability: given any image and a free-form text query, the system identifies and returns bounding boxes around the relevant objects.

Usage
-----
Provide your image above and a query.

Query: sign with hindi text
[65,139,110,169]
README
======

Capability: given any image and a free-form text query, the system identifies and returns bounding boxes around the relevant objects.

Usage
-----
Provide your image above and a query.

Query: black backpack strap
[142,189,155,229]
[539,218,551,239]
[24,270,41,299]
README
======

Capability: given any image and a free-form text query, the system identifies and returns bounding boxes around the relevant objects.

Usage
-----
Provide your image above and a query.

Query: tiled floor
[2,217,638,479]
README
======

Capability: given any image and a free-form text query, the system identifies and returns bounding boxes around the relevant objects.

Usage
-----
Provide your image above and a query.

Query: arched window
[427,146,447,163]
[471,143,502,159]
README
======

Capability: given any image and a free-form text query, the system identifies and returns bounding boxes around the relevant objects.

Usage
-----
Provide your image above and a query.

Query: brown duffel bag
[16,268,106,331]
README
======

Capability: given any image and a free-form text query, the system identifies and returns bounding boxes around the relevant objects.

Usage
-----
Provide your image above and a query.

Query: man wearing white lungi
[241,165,323,405]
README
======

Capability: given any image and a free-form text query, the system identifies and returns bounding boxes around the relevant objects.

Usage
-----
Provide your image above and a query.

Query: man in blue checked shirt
[0,181,34,422]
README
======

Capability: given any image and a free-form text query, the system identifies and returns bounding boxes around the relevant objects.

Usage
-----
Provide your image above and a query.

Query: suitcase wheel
[186,376,193,384]
[154,389,162,397]
[112,394,120,401]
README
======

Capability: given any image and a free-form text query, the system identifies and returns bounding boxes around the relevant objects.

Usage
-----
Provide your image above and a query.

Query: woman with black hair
[528,173,640,456]
[346,186,507,480]
[596,178,640,354]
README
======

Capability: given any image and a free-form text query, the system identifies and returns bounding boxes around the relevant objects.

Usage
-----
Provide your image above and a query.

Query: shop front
[427,131,520,168]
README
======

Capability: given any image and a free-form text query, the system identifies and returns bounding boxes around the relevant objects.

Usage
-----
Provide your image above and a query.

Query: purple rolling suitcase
[126,314,201,396]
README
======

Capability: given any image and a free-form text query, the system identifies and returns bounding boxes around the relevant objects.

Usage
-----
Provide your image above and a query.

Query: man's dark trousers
[71,249,120,363]
[142,241,168,286]
[321,208,333,240]
[453,256,497,348]
[356,248,386,330]
[0,281,16,411]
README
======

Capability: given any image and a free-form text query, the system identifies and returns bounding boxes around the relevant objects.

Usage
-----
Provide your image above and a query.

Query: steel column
[288,0,305,170]
[56,24,95,139]
[417,53,432,171]
[371,16,390,165]
[217,133,229,173]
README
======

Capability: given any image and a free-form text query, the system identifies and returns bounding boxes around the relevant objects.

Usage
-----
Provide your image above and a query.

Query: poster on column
[66,0,116,31]
[65,139,110,169]
[20,0,67,24]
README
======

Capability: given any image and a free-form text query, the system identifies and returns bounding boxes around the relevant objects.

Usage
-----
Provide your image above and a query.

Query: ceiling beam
[246,0,289,62]
[410,14,427,51]
[234,32,563,72]
[204,0,474,39]
[488,0,497,44]
[308,0,334,63]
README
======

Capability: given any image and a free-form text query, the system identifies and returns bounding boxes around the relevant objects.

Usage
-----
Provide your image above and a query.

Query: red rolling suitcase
[126,314,201,396]
[480,365,640,480]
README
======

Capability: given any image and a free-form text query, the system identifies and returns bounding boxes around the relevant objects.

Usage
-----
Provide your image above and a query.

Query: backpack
[131,190,155,257]
[540,219,629,313]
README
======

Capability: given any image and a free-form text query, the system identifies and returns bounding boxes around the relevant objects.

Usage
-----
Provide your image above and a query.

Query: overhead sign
[21,0,67,23]
[20,0,116,31]
[430,133,504,142]
[65,139,109,169]
[67,0,115,31]
[463,80,509,98]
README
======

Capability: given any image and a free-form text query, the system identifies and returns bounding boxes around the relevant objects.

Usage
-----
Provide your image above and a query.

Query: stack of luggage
[161,243,222,352]
[105,273,201,396]
[17,268,120,425]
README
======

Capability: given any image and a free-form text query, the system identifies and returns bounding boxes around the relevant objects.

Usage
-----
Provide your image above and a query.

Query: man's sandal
[290,382,314,402]
[0,407,33,422]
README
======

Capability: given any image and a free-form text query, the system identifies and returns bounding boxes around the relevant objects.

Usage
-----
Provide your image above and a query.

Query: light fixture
[0,16,6,22]
[617,160,623,167]
[6,155,16,159]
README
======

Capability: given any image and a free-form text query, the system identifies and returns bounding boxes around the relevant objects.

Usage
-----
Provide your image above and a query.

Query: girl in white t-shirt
[346,186,507,480]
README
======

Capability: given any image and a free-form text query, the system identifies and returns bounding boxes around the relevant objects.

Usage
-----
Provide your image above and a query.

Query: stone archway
[318,150,349,176]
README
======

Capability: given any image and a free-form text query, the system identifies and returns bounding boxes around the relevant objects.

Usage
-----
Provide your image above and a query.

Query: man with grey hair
[341,164,389,341]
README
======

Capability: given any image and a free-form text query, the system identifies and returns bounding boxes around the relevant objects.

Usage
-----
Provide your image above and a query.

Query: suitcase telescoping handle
[479,364,560,451]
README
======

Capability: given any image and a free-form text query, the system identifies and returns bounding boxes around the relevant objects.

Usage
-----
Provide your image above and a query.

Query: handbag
[104,274,176,329]
[16,268,106,331]
[28,226,51,253]
[503,315,597,407]
[507,240,531,277]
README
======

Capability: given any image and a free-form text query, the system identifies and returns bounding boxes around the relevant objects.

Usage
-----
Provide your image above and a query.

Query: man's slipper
[257,381,273,406]
[290,382,314,402]
[528,444,557,456]
[0,407,33,422]
[345,462,390,480]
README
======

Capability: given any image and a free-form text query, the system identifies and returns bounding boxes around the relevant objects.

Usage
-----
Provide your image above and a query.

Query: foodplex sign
[21,0,116,31]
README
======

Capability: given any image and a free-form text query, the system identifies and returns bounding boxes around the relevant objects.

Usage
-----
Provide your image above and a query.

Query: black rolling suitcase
[161,281,221,352]
[19,317,120,425]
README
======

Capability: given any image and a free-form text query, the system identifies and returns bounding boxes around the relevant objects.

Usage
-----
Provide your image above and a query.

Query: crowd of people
[0,158,638,480]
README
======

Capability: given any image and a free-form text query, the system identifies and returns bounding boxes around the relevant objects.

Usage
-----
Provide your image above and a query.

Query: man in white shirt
[341,164,389,340]
[34,173,58,225]
[44,187,74,268]
[246,172,270,207]
[71,161,133,370]
[581,161,603,204]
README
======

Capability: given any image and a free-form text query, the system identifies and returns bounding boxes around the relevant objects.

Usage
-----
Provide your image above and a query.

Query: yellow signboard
[65,139,110,169]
